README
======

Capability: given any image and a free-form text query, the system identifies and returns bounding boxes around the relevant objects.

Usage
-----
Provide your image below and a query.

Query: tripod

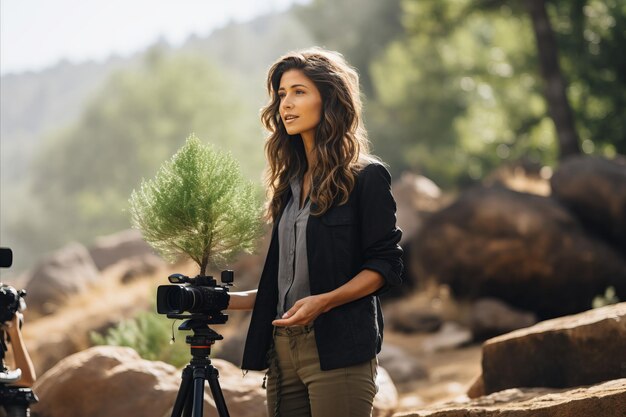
[169,316,230,417]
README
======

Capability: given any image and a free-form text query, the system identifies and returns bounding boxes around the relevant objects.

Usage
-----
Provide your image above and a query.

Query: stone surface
[31,346,266,417]
[482,302,626,394]
[118,253,166,283]
[469,298,537,340]
[483,160,551,196]
[374,366,400,417]
[88,229,158,271]
[25,242,100,316]
[421,322,472,353]
[32,346,181,417]
[413,185,626,319]
[390,172,449,298]
[392,172,445,246]
[386,306,443,334]
[22,274,155,376]
[394,378,626,417]
[466,373,485,399]
[551,155,626,253]
[379,343,428,384]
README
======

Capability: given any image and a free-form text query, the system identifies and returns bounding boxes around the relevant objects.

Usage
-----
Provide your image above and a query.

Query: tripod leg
[182,386,193,417]
[4,405,29,417]
[171,367,193,417]
[207,370,230,417]
[192,373,206,417]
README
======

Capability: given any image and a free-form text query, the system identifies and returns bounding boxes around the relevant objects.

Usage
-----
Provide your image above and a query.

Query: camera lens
[167,286,189,313]
[157,285,195,314]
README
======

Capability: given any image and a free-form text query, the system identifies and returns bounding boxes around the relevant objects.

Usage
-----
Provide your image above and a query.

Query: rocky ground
[15,252,626,416]
[10,155,626,416]
[386,333,481,411]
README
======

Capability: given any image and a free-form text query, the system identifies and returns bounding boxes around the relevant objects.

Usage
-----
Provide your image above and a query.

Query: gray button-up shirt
[276,177,311,319]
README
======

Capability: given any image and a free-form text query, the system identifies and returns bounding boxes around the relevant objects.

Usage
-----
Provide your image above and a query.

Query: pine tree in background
[129,134,264,276]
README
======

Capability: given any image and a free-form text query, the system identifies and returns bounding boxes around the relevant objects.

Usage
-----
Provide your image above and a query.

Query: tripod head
[167,314,227,364]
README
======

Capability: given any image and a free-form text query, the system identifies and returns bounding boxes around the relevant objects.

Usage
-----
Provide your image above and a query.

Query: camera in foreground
[0,285,26,325]
[0,247,27,324]
[0,247,38,416]
[156,271,233,321]
[158,271,235,417]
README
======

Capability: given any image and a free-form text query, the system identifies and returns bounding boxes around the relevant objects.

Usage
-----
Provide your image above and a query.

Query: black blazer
[241,162,403,371]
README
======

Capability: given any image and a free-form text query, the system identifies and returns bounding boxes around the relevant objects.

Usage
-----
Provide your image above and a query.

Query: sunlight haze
[0,0,309,75]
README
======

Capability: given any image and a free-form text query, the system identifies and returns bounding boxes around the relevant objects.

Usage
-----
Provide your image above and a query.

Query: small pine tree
[129,134,264,275]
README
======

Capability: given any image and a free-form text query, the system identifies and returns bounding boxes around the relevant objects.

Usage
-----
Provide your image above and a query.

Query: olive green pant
[266,325,378,417]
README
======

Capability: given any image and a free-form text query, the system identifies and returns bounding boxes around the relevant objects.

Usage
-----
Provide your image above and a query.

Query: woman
[227,47,403,417]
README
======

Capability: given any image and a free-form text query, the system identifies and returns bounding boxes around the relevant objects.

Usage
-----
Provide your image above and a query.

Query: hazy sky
[1,0,309,75]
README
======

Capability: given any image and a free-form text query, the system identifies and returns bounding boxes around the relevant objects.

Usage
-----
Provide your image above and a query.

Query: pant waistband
[273,324,314,337]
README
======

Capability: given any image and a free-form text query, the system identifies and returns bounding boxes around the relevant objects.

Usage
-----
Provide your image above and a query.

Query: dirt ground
[385,331,482,411]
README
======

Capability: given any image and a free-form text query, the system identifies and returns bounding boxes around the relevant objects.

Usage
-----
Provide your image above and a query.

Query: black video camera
[156,272,233,322]
[0,248,27,324]
[0,285,26,325]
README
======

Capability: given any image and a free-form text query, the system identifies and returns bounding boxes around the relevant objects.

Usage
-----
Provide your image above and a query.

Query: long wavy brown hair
[261,47,380,221]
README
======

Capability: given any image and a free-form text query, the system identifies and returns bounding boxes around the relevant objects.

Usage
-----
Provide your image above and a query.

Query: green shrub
[90,311,194,368]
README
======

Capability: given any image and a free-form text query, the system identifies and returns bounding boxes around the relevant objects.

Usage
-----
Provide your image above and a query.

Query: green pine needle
[129,134,264,275]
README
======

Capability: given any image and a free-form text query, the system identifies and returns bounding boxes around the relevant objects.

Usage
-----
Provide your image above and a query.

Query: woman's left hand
[272,294,331,327]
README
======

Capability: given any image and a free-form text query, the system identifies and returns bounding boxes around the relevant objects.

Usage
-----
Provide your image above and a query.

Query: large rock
[392,172,445,245]
[386,307,443,334]
[32,346,265,417]
[413,186,626,319]
[88,229,161,271]
[469,298,537,340]
[379,343,428,384]
[25,242,100,316]
[483,160,552,196]
[396,378,626,417]
[482,302,626,394]
[390,172,448,298]
[374,366,400,417]
[551,155,626,253]
[421,322,472,353]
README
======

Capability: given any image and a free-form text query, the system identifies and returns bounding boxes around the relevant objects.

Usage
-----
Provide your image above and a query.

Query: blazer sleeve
[357,163,403,295]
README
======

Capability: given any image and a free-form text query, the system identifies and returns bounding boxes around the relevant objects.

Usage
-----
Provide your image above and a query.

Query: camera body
[156,272,233,319]
[0,247,27,324]
[0,285,26,324]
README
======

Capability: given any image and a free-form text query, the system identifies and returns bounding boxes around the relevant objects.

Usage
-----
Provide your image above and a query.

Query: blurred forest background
[1,0,624,275]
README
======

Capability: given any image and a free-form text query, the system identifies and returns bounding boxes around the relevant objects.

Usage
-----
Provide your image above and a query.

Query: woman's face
[278,69,322,142]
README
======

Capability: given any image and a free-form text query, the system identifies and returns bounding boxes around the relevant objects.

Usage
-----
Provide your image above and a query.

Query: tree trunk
[526,0,581,159]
